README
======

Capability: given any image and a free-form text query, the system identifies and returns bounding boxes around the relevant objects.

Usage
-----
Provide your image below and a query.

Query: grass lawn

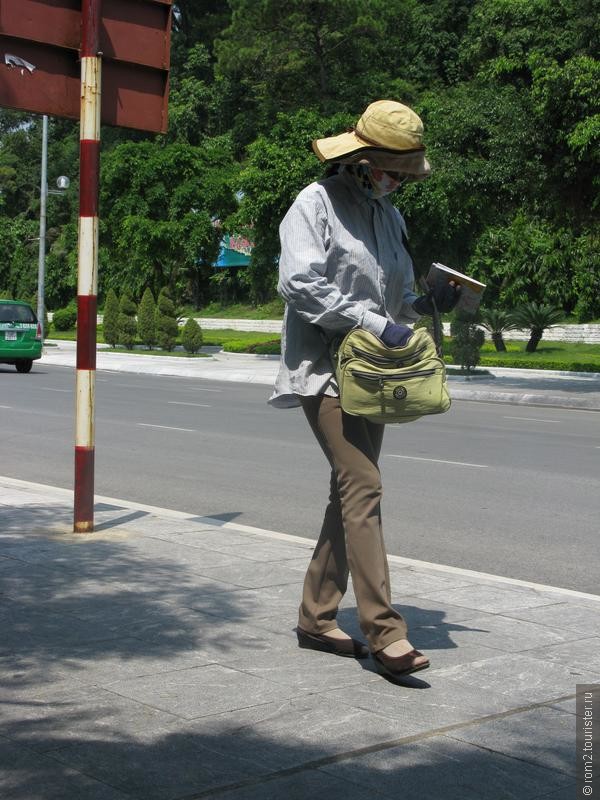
[475,340,600,371]
[185,299,285,320]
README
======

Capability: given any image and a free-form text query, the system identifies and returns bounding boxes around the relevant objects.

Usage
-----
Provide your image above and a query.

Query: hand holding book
[413,281,461,315]
[426,262,486,314]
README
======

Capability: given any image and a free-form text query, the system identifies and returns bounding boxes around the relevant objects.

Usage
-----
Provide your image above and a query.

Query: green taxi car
[0,299,43,373]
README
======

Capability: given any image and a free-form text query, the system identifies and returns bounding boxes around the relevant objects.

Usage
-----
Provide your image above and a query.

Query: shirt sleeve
[277,193,388,337]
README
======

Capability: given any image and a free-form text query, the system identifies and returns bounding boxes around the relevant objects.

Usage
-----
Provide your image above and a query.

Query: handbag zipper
[350,368,437,382]
[350,344,428,366]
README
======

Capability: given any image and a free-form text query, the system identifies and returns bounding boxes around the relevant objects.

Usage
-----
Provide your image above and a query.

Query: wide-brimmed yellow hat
[312,100,431,179]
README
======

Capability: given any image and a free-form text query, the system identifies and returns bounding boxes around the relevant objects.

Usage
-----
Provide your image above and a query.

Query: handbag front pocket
[343,364,449,421]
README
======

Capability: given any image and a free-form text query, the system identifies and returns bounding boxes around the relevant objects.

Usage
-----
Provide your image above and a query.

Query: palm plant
[480,308,518,352]
[510,302,564,352]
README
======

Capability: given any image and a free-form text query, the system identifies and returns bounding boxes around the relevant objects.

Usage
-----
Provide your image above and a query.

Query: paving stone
[388,566,478,595]
[211,768,390,800]
[104,535,253,572]
[321,735,573,800]
[447,705,576,776]
[48,729,270,800]
[526,636,600,674]
[226,642,379,693]
[0,684,181,754]
[181,693,423,772]
[102,663,303,720]
[546,697,578,715]
[323,653,595,731]
[193,560,306,589]
[203,539,313,563]
[0,598,122,648]
[418,583,560,614]
[532,784,577,799]
[12,637,217,690]
[417,612,583,654]
[387,595,493,629]
[0,737,130,799]
[429,653,595,711]
[506,603,600,636]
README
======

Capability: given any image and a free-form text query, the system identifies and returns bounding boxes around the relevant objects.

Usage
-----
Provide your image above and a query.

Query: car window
[0,303,37,323]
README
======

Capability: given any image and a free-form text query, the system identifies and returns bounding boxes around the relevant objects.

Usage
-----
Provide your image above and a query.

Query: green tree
[102,289,120,348]
[137,287,158,349]
[100,138,239,306]
[510,301,564,353]
[118,293,137,350]
[181,316,203,353]
[156,288,179,351]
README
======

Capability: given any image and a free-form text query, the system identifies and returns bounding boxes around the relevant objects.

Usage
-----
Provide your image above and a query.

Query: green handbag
[332,327,451,424]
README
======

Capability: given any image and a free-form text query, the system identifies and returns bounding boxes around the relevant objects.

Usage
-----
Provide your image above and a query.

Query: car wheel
[15,360,33,373]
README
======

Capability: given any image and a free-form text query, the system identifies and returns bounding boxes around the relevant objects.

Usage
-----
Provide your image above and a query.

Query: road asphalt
[1,339,598,798]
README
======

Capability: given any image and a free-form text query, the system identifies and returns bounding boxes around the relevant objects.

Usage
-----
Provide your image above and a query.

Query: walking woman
[269,100,459,679]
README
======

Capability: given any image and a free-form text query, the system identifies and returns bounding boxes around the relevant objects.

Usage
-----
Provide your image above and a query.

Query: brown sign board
[0,0,172,133]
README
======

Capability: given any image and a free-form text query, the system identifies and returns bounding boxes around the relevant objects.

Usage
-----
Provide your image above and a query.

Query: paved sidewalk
[42,340,600,411]
[1,475,599,799]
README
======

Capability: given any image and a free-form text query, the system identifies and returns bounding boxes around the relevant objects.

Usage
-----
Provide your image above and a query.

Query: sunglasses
[384,171,410,184]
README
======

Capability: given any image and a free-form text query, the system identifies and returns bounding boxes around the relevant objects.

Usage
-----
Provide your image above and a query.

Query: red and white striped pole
[74,0,101,533]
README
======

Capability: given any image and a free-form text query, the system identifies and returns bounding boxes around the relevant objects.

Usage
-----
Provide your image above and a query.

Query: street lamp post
[37,115,48,340]
[36,115,70,342]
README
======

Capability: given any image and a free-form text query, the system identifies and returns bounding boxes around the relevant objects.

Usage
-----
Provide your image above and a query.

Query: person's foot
[373,639,430,678]
[381,638,419,658]
[296,627,369,658]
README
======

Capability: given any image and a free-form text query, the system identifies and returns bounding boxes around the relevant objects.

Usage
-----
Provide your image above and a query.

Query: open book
[426,262,486,314]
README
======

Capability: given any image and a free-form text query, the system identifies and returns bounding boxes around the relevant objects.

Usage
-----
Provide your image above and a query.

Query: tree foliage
[156,288,179,351]
[137,288,158,350]
[0,0,597,318]
[118,293,137,350]
[102,289,120,348]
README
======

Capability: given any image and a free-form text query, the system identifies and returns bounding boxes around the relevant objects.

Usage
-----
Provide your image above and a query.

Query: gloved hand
[413,282,461,315]
[380,322,414,348]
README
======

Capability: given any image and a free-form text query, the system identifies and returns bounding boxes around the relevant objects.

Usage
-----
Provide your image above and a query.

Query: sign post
[74,0,102,532]
[1,0,173,532]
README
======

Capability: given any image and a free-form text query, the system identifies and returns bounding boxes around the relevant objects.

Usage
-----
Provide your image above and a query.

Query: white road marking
[137,423,197,433]
[41,387,70,392]
[0,405,12,409]
[386,454,488,468]
[503,416,560,423]
[3,474,598,604]
[190,387,223,393]
[167,401,211,408]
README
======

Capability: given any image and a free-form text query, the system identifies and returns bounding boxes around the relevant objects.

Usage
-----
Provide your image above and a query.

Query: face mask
[349,164,404,198]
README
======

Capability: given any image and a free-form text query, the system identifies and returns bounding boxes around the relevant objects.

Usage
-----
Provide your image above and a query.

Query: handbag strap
[401,229,443,357]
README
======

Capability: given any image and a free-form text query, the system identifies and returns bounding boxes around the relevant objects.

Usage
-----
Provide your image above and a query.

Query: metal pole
[74,0,101,533]
[37,115,48,341]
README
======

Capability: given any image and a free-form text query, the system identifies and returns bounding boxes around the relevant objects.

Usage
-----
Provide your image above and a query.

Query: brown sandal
[372,648,430,678]
[296,627,369,659]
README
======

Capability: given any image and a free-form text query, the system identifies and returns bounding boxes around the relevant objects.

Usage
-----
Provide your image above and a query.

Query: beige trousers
[298,394,407,652]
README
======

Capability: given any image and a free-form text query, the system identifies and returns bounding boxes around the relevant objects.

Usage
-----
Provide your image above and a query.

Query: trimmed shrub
[450,310,485,372]
[137,287,157,349]
[156,288,179,351]
[181,317,203,353]
[103,288,120,347]
[52,303,77,331]
[118,293,137,350]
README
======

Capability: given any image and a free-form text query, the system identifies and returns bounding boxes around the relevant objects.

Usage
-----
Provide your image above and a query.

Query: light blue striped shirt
[269,169,419,408]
